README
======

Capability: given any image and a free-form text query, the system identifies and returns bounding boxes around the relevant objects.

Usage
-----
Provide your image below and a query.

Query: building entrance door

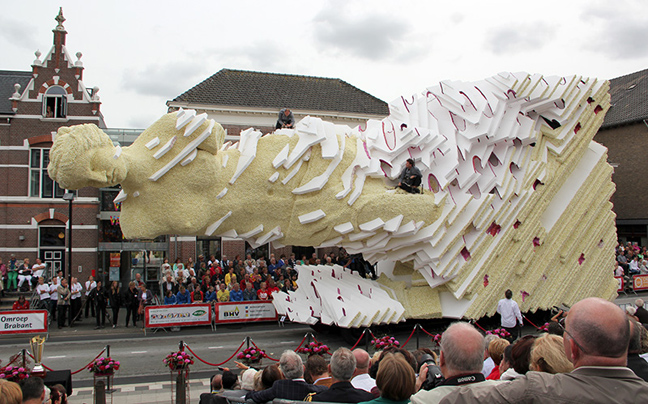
[41,249,64,279]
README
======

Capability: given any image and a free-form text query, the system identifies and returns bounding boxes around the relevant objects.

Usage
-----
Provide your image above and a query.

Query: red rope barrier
[293,334,309,352]
[250,340,279,361]
[418,325,437,338]
[185,340,246,367]
[472,321,488,333]
[28,347,106,375]
[349,329,367,351]
[71,347,107,375]
[400,327,417,348]
[523,316,542,330]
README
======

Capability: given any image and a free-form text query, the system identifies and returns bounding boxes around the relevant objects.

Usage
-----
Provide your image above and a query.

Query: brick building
[0,9,103,282]
[595,69,648,245]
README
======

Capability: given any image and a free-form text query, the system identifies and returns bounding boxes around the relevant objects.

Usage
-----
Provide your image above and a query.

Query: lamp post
[63,192,74,326]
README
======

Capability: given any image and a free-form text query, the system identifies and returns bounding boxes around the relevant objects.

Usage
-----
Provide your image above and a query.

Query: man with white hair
[246,350,326,403]
[311,348,374,402]
[635,299,648,324]
[411,322,498,403]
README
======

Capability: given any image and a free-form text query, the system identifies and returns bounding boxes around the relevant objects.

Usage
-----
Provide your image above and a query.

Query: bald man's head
[353,349,370,370]
[440,322,485,376]
[567,297,630,359]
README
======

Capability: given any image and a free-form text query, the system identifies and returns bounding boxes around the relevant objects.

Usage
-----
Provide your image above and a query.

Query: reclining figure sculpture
[49,72,618,327]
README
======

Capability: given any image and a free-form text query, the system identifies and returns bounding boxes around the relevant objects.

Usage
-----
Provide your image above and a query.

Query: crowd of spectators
[0,376,68,404]
[197,297,648,404]
[157,249,358,305]
[616,241,648,276]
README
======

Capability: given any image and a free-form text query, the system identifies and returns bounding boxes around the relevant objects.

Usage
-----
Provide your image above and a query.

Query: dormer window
[43,86,67,118]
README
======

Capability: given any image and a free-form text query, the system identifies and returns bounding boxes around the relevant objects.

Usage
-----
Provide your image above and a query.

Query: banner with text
[0,310,48,335]
[634,274,648,291]
[145,304,212,328]
[215,301,277,324]
[615,276,624,292]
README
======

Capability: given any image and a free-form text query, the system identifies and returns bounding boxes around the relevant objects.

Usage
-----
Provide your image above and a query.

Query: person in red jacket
[12,295,30,310]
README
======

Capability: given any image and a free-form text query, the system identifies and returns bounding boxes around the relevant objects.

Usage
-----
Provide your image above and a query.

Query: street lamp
[63,192,74,326]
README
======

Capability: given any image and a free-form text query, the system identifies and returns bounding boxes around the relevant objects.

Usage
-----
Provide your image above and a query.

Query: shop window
[43,86,67,118]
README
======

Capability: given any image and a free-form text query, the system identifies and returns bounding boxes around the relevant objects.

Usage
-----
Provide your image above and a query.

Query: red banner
[0,310,48,335]
[214,301,277,324]
[615,276,624,292]
[634,275,648,291]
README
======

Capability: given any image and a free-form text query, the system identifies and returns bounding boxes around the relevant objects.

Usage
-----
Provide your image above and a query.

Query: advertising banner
[633,274,648,291]
[215,301,277,324]
[145,304,211,328]
[615,276,624,292]
[0,310,48,335]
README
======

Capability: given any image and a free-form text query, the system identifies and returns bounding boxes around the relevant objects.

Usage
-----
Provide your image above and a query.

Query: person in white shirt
[35,277,51,310]
[85,275,97,318]
[31,259,47,288]
[350,348,377,392]
[49,277,59,321]
[496,289,523,342]
[70,277,83,322]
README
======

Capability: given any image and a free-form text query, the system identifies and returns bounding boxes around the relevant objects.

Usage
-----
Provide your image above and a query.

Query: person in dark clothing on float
[397,158,422,194]
[276,108,296,129]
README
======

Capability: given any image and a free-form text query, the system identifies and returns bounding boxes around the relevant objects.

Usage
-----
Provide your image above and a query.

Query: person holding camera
[411,322,498,403]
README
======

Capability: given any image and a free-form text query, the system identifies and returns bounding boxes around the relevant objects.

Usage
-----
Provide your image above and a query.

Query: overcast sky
[2,0,648,129]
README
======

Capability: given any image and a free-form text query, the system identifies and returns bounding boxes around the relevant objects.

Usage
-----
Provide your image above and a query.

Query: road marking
[130,351,148,354]
[46,355,66,359]
[279,341,294,344]
[209,346,224,349]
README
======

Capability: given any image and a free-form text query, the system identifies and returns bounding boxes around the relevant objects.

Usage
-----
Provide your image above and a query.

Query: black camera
[418,354,445,390]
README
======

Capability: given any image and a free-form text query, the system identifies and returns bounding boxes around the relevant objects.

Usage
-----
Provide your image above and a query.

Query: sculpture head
[49,124,127,190]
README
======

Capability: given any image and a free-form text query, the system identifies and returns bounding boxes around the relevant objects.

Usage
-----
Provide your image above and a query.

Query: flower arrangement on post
[431,333,443,346]
[87,357,121,376]
[163,350,194,372]
[539,323,550,332]
[0,366,30,382]
[296,341,330,356]
[237,347,265,365]
[485,328,511,339]
[371,336,400,351]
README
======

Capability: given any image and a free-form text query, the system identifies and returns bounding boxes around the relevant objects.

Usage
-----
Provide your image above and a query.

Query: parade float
[48,72,618,328]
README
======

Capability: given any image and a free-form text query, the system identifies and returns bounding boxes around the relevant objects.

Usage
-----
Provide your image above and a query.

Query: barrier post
[365,328,370,352]
[415,324,420,350]
[246,336,250,350]
[106,345,110,358]
[22,349,26,368]
[179,340,184,351]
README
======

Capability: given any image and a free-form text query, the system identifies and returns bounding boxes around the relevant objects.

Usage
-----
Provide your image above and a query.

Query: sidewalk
[68,378,211,404]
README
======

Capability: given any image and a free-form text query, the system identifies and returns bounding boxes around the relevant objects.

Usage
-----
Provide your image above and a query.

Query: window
[43,86,67,118]
[30,148,75,198]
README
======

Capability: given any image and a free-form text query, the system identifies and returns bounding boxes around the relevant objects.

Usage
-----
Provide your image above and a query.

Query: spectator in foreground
[486,338,510,380]
[411,322,498,403]
[364,353,416,404]
[164,290,177,305]
[481,334,499,377]
[246,350,326,402]
[441,297,648,403]
[19,376,45,404]
[0,379,22,404]
[529,334,573,374]
[351,348,376,393]
[636,299,648,324]
[311,348,374,402]
[628,318,648,382]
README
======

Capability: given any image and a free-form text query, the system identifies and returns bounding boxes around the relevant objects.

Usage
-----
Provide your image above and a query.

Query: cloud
[485,24,554,55]
[122,60,207,98]
[0,17,39,50]
[312,7,409,60]
[581,4,648,59]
